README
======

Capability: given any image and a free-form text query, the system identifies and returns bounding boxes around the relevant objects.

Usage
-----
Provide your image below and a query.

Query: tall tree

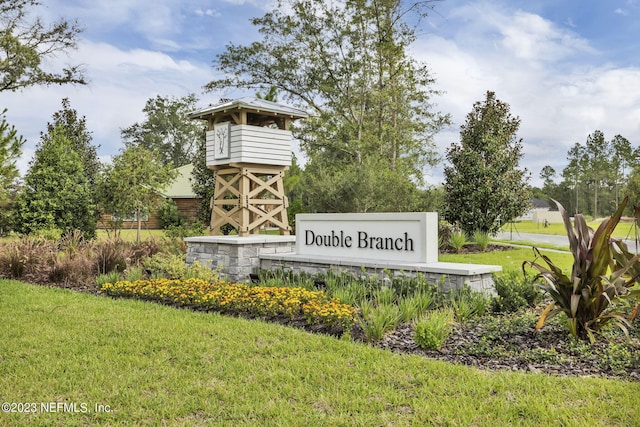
[0,108,24,204]
[624,165,640,213]
[443,91,531,235]
[190,126,214,224]
[562,142,586,215]
[611,134,634,208]
[43,98,100,186]
[583,130,612,217]
[0,0,85,92]
[0,108,24,233]
[99,146,176,243]
[205,0,449,212]
[121,94,201,168]
[14,126,95,237]
[539,165,556,200]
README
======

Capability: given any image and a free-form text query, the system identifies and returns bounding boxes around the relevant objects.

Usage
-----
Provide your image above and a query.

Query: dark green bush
[491,271,542,313]
[159,199,183,229]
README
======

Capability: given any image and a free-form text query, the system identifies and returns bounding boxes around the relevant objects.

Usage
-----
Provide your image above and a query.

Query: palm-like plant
[524,196,640,342]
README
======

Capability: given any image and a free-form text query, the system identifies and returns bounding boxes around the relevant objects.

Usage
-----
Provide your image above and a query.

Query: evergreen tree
[43,98,100,187]
[0,108,24,205]
[443,91,531,235]
[0,108,24,234]
[191,127,215,224]
[15,126,95,237]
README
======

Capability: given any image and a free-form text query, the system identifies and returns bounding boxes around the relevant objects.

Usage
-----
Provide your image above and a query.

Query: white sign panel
[296,212,438,263]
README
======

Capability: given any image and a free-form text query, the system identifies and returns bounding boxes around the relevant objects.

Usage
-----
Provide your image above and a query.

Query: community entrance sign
[296,212,438,263]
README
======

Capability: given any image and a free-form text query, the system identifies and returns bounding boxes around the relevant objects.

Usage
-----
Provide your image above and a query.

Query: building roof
[531,198,550,209]
[160,164,198,199]
[187,97,309,120]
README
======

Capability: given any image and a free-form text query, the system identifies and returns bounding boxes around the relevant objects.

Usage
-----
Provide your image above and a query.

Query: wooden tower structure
[188,98,308,236]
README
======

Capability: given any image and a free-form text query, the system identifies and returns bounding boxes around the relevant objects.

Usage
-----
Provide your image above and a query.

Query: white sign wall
[296,212,438,263]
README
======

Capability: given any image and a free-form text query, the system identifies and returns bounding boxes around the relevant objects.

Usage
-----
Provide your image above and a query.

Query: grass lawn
[1,280,638,426]
[95,228,166,242]
[440,246,575,275]
[502,219,639,239]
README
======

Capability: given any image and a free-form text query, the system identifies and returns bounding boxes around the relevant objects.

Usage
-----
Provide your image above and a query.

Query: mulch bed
[369,321,640,381]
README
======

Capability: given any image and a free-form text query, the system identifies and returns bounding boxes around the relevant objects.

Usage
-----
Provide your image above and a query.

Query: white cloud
[3,40,215,175]
[414,1,640,187]
[220,0,277,9]
[500,11,595,62]
[194,8,221,17]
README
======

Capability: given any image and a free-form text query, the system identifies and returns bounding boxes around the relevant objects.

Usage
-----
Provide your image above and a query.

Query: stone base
[260,253,500,295]
[185,235,296,283]
[184,236,501,294]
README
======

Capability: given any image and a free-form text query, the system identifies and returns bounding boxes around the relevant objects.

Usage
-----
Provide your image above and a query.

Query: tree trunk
[136,207,141,244]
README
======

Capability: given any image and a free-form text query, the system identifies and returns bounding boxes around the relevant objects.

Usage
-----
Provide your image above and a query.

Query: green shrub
[360,304,400,341]
[414,308,455,350]
[412,289,436,315]
[164,222,207,239]
[32,227,63,241]
[491,271,543,313]
[162,222,207,255]
[397,288,439,323]
[449,231,467,253]
[142,254,187,279]
[355,299,374,320]
[397,296,421,323]
[96,271,122,287]
[332,284,366,306]
[373,287,396,306]
[184,260,219,282]
[447,287,488,322]
[472,230,490,251]
[142,253,219,282]
[159,199,183,229]
[124,266,145,282]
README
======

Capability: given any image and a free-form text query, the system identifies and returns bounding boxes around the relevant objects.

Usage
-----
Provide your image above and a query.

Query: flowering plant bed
[100,278,357,335]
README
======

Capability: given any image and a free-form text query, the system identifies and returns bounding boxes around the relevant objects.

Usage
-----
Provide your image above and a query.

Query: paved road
[495,231,640,253]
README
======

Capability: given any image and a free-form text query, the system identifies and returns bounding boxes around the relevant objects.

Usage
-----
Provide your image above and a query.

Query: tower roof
[188,97,308,121]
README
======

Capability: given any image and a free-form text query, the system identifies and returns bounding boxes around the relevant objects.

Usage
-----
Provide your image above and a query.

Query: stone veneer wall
[184,235,296,283]
[259,255,497,295]
[184,236,498,295]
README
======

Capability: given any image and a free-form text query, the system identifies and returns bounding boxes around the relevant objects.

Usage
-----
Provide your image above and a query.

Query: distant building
[517,198,563,224]
[99,164,201,229]
[517,198,548,221]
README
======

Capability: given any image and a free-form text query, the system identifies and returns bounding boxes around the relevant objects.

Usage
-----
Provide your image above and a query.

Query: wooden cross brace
[209,165,291,236]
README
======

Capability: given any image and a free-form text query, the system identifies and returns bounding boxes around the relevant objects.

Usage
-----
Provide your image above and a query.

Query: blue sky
[3,0,640,187]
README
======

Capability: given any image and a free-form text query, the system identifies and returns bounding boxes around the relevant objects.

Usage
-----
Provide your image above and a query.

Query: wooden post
[210,164,291,236]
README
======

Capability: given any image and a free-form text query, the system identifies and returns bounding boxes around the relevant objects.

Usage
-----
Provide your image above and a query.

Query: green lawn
[503,219,639,239]
[1,280,638,426]
[95,228,166,242]
[440,246,574,275]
